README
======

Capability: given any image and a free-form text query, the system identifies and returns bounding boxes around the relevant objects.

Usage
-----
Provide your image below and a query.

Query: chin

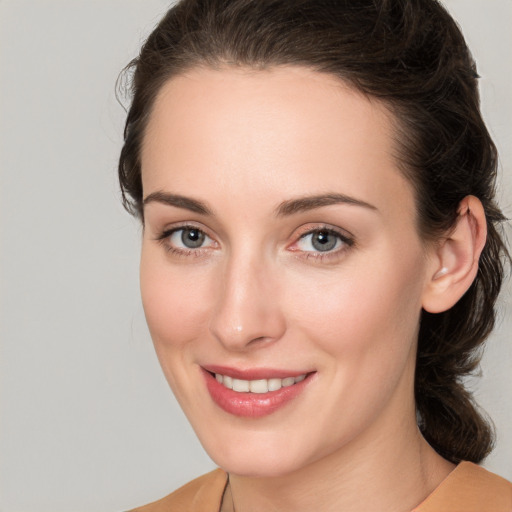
[216,453,305,478]
[196,427,319,478]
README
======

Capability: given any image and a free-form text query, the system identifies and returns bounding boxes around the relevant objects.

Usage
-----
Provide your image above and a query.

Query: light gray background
[0,1,510,510]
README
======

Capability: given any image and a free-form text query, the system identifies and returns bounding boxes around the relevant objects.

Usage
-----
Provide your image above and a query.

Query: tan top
[129,462,512,512]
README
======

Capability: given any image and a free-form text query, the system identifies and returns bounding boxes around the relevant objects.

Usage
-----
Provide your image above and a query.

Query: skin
[139,65,485,512]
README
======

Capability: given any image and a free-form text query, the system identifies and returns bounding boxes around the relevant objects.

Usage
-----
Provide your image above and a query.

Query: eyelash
[155,224,216,257]
[290,225,354,262]
[155,224,354,261]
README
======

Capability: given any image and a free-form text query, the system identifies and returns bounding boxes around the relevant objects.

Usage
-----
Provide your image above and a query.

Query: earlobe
[422,196,487,314]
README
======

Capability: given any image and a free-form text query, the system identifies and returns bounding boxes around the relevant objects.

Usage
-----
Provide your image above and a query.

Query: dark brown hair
[118,0,509,464]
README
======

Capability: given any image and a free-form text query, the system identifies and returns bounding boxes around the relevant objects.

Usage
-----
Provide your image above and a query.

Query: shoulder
[414,461,512,512]
[128,469,228,512]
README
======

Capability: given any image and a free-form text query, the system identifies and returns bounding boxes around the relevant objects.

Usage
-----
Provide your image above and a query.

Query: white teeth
[267,378,282,392]
[282,377,295,387]
[223,375,233,389]
[232,378,250,392]
[214,373,308,394]
[249,379,268,393]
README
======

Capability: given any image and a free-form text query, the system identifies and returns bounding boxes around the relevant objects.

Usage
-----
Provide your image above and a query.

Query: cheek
[139,249,219,411]
[139,250,213,350]
[278,254,425,445]
[285,251,425,362]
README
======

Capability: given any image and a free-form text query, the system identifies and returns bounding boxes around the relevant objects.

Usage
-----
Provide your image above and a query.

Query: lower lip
[202,369,313,418]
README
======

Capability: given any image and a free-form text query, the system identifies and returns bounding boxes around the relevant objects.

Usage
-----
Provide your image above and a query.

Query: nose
[208,252,286,351]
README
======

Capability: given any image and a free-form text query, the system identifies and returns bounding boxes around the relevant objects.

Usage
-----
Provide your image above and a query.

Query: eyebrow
[143,191,212,215]
[275,193,377,216]
[142,191,377,217]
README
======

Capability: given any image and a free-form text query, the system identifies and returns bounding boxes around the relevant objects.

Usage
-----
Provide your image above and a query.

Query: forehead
[141,65,415,222]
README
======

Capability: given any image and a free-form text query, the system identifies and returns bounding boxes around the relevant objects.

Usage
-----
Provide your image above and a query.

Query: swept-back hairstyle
[118,0,509,464]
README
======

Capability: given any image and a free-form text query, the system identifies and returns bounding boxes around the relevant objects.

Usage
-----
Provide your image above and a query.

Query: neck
[224,406,454,512]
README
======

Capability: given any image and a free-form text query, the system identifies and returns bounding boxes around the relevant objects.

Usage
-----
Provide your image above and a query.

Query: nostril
[246,336,275,348]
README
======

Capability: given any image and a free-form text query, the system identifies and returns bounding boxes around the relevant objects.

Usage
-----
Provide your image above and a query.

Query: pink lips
[202,366,314,418]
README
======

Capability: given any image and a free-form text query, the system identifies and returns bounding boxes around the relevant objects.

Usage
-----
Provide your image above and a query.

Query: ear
[422,196,487,314]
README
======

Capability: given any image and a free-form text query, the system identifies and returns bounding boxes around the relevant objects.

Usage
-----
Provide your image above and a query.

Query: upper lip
[202,365,314,380]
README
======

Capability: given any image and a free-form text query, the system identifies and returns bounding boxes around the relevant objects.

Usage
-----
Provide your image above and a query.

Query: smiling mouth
[202,368,315,417]
[212,372,307,393]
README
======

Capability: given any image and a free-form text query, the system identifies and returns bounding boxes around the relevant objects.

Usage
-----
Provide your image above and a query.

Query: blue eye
[163,227,215,251]
[296,229,347,253]
[177,228,206,248]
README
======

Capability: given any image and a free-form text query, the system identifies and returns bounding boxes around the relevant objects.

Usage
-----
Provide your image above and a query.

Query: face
[140,66,435,477]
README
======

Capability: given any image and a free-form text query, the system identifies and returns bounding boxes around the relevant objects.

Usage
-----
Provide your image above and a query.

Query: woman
[118,0,512,510]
